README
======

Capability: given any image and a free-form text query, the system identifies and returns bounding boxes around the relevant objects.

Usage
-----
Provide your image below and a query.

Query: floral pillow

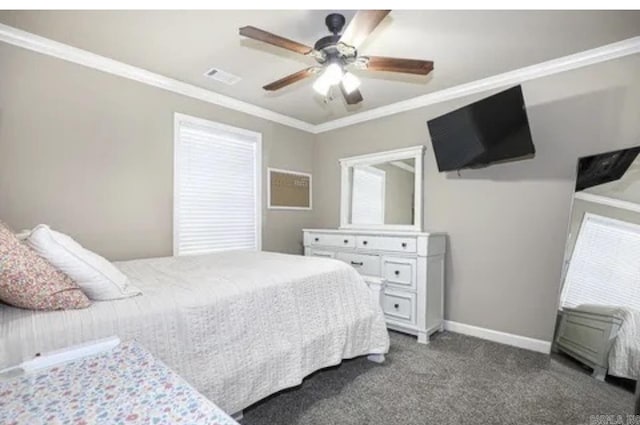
[0,222,91,310]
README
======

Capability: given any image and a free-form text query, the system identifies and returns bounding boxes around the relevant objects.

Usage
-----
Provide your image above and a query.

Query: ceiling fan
[239,10,434,105]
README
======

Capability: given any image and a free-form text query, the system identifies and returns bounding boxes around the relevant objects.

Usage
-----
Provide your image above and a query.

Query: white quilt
[0,251,389,413]
[608,307,640,380]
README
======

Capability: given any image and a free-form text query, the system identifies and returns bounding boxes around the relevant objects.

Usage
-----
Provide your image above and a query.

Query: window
[174,113,261,256]
[351,166,385,224]
[561,213,640,310]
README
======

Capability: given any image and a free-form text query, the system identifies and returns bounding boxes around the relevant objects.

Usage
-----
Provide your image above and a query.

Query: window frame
[173,112,262,256]
[350,165,386,225]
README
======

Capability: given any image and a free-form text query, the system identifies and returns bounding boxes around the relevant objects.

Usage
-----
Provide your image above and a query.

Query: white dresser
[303,228,446,344]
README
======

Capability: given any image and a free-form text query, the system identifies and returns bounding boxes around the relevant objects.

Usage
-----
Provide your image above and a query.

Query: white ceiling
[1,10,639,125]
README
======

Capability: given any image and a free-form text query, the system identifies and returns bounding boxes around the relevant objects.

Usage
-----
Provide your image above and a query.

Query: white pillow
[26,225,141,301]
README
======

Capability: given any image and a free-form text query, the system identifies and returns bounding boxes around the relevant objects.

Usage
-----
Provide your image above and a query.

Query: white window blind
[174,114,261,256]
[351,166,385,224]
[561,213,640,310]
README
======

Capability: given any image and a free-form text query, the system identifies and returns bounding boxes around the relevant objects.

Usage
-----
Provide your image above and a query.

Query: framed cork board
[268,168,312,210]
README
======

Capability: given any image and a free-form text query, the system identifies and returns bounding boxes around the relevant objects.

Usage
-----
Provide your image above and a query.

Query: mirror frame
[339,145,425,232]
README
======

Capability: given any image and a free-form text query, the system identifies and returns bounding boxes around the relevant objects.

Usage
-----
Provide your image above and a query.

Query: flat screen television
[576,147,640,191]
[427,85,535,172]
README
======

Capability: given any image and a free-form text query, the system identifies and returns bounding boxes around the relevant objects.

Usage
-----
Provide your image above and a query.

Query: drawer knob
[350,261,364,267]
[343,239,349,244]
[314,237,319,242]
[394,270,400,276]
[394,303,400,309]
[401,242,407,248]
[363,241,368,245]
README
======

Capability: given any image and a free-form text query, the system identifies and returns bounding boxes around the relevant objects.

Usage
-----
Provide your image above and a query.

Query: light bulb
[341,72,361,94]
[313,75,332,96]
[324,63,343,85]
[312,63,343,96]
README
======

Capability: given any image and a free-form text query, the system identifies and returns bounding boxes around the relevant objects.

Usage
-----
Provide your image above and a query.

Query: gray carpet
[243,331,635,425]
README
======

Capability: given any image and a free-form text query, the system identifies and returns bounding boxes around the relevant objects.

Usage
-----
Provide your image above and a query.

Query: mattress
[0,251,389,413]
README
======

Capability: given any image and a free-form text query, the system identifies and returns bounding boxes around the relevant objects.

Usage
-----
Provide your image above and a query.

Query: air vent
[204,67,242,85]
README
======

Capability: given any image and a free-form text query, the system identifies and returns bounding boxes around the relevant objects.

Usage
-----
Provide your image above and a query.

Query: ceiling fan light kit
[312,63,361,97]
[239,10,434,105]
[341,72,361,94]
[312,62,343,96]
[312,73,332,96]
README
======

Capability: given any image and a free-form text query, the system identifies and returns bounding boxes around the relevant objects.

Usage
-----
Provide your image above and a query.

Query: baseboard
[443,320,552,354]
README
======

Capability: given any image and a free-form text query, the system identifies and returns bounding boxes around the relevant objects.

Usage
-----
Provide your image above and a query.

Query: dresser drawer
[382,290,416,324]
[355,236,417,253]
[382,257,417,290]
[335,252,380,276]
[306,249,336,259]
[308,233,355,248]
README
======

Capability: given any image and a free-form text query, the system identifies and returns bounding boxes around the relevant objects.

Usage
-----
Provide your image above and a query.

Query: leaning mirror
[553,146,640,388]
[340,146,424,231]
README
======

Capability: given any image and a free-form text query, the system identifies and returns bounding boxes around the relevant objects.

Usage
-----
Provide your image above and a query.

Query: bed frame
[554,307,623,381]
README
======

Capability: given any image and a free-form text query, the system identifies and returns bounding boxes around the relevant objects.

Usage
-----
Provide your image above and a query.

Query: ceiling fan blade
[340,84,364,105]
[263,67,317,91]
[239,26,313,55]
[339,10,391,49]
[365,56,434,75]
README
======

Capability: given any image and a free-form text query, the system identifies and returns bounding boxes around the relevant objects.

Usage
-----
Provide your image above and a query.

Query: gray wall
[1,38,639,343]
[374,163,414,225]
[313,54,640,341]
[0,43,315,260]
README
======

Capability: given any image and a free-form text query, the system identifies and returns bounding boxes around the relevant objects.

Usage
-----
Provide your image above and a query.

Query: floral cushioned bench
[0,341,239,425]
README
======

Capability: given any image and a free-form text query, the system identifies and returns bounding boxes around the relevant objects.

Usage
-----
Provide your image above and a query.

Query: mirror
[340,146,424,231]
[553,146,640,386]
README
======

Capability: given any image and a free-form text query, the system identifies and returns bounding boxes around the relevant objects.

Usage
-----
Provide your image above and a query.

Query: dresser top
[303,228,446,237]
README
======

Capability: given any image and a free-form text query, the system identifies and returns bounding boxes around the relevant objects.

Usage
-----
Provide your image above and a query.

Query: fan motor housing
[312,13,358,65]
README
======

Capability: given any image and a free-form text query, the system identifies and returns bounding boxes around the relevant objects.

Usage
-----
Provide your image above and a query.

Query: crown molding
[0,23,316,133]
[313,36,640,133]
[0,22,639,136]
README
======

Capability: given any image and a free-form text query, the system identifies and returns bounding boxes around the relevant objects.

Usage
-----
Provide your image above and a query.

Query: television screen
[576,147,640,191]
[427,85,535,172]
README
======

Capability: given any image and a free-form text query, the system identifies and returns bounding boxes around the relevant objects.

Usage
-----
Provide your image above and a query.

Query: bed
[0,251,390,414]
[554,304,640,381]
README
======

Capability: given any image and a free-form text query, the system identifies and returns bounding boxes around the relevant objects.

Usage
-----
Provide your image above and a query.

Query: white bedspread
[608,307,640,380]
[0,251,389,413]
